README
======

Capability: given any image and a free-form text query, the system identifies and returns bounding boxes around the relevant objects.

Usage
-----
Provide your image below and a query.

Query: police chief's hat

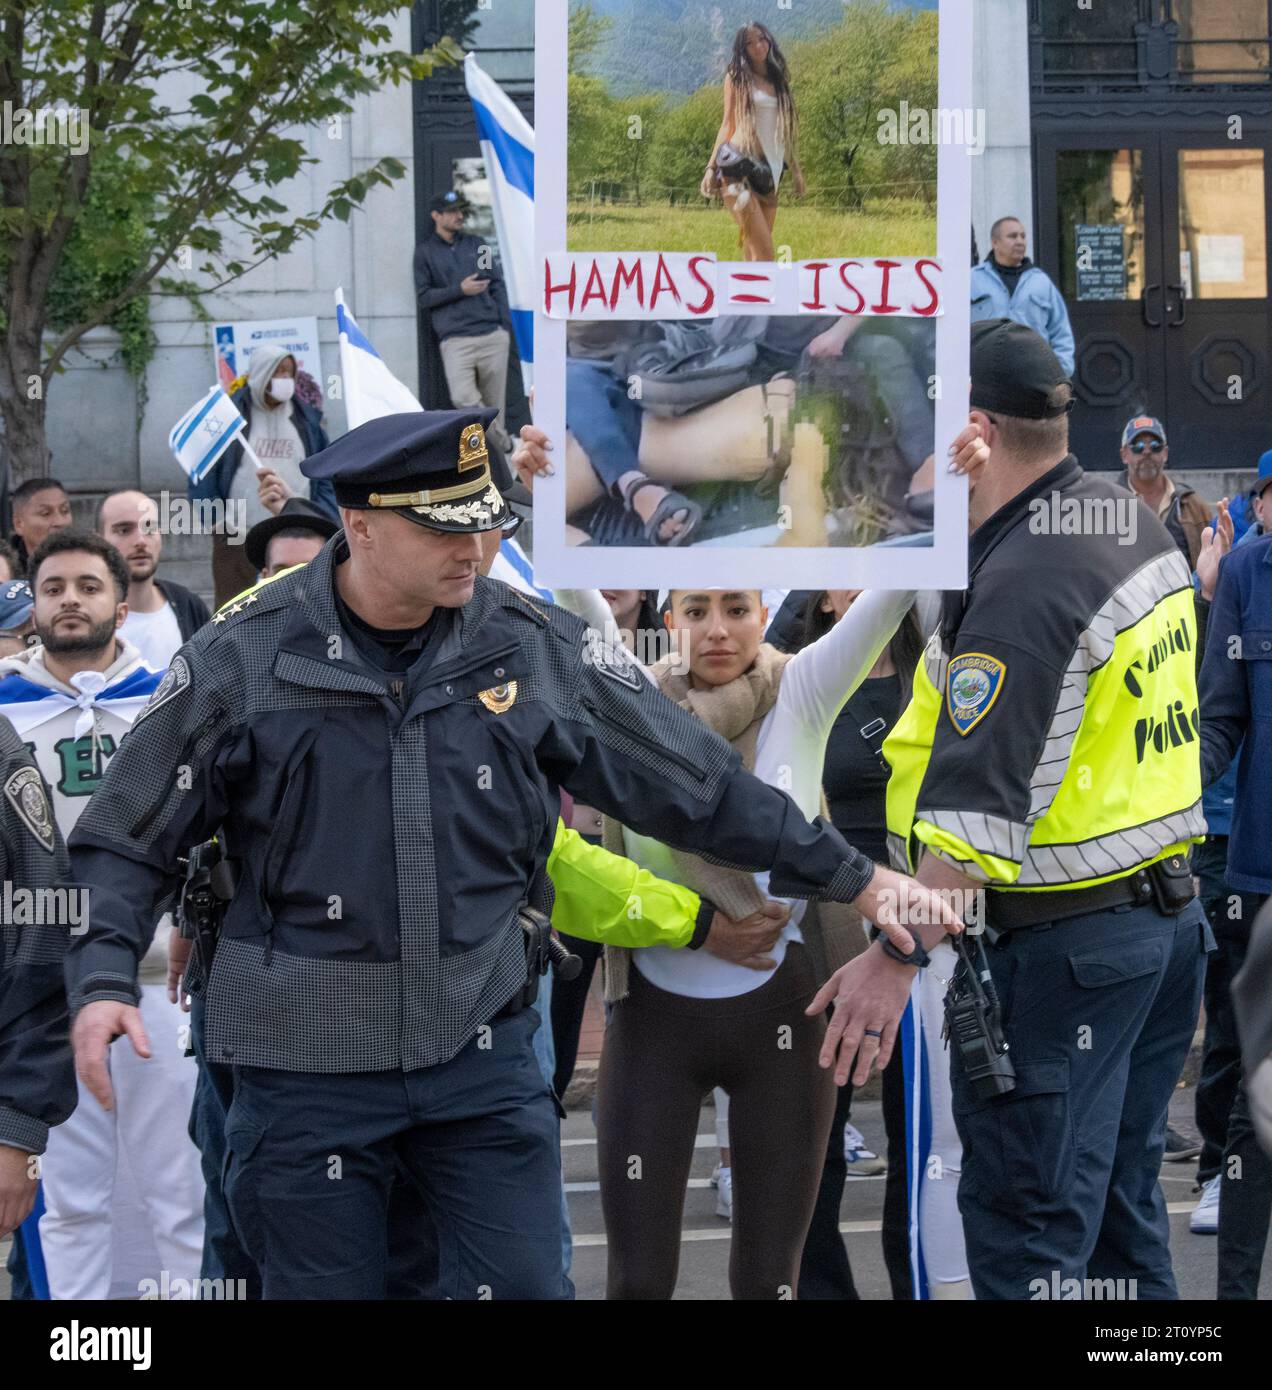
[302,409,510,534]
[970,318,1073,421]
[244,497,340,572]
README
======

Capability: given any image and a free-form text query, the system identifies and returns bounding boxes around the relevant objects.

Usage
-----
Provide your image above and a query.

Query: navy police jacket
[65,536,875,1073]
[0,716,75,1153]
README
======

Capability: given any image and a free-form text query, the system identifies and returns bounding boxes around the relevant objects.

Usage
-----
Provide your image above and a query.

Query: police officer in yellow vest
[814,319,1211,1300]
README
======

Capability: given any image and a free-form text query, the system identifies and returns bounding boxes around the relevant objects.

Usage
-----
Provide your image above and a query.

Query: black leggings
[795,1026,913,1300]
[597,944,836,1299]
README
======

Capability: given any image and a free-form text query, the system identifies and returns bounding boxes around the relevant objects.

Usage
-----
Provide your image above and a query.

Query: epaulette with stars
[210,563,305,625]
[211,588,264,625]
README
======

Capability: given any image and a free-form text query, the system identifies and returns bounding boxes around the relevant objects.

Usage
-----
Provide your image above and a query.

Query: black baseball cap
[970,319,1073,420]
[429,190,469,213]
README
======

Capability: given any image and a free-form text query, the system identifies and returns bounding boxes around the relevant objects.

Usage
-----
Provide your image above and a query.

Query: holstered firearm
[176,839,236,994]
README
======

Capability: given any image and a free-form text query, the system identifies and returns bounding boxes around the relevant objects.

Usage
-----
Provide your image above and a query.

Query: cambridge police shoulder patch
[135,654,191,724]
[946,652,1005,736]
[5,766,56,853]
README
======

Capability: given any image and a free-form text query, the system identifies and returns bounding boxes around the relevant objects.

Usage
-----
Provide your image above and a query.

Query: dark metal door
[1035,129,1170,470]
[1159,133,1271,463]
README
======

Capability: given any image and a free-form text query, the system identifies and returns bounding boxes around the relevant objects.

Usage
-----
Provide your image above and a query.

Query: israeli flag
[464,52,534,387]
[489,534,552,601]
[168,386,245,485]
[335,287,423,430]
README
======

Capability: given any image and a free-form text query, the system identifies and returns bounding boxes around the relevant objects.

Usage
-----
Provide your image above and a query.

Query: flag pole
[240,435,268,474]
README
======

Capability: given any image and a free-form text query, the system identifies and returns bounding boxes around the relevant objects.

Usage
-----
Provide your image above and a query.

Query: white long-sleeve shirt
[628,588,915,998]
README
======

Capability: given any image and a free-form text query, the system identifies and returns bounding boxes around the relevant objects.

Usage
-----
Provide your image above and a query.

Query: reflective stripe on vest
[885,550,1204,890]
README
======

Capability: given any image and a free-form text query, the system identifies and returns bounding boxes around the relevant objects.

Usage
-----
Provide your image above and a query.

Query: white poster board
[212,315,323,392]
[531,0,971,591]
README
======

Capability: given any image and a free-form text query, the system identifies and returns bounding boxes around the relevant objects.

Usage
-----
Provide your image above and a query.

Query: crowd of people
[0,309,1269,1304]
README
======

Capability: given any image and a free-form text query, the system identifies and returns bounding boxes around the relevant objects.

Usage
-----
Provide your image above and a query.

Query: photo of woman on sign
[700,23,806,262]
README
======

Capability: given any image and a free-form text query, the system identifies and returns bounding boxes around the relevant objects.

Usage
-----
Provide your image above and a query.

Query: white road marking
[569,1202,1202,1248]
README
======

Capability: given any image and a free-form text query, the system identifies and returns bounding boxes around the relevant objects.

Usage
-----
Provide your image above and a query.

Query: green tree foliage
[790,2,938,209]
[644,86,724,201]
[0,1,458,479]
[569,3,614,76]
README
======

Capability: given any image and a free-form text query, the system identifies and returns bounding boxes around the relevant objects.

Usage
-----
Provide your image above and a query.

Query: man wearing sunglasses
[1118,415,1213,571]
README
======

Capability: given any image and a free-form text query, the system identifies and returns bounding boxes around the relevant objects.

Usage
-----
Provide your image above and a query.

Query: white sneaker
[1189,1175,1221,1234]
[714,1165,733,1221]
[843,1121,887,1177]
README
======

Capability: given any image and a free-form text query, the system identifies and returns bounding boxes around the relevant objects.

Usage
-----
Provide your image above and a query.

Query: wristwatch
[877,933,932,969]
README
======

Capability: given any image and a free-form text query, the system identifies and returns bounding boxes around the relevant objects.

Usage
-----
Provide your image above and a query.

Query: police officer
[812,321,1210,1300]
[0,713,74,1242]
[65,407,953,1300]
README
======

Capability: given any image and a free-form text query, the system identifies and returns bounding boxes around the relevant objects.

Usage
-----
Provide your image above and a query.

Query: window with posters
[531,0,972,592]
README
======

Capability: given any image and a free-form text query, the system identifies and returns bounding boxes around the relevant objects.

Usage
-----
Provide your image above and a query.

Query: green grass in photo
[565,199,936,260]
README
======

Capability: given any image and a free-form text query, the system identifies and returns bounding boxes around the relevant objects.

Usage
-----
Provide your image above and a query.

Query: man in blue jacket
[413,190,514,455]
[1198,523,1272,1297]
[971,216,1075,375]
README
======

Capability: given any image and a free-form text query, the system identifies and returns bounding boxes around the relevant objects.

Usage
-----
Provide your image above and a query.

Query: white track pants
[39,984,204,1300]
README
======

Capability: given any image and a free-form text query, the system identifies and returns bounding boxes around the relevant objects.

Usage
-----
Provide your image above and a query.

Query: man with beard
[98,491,211,671]
[0,528,205,1299]
[1117,416,1213,572]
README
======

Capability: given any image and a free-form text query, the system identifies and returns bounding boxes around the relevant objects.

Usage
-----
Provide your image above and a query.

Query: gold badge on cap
[477,680,517,714]
[458,422,489,472]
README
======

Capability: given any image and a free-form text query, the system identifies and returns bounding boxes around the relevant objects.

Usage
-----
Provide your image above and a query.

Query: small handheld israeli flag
[168,386,245,485]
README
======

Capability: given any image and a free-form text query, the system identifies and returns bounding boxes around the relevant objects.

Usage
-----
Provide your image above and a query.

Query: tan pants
[439,327,513,453]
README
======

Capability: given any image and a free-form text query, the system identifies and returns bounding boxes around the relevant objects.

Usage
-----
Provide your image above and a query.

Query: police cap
[970,319,1072,421]
[301,408,510,534]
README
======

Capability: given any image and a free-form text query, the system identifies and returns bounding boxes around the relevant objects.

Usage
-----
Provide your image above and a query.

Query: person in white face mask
[189,342,339,607]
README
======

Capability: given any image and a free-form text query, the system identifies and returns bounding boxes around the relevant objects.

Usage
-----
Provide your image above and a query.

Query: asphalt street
[3,1081,1267,1302]
[562,1083,1272,1301]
